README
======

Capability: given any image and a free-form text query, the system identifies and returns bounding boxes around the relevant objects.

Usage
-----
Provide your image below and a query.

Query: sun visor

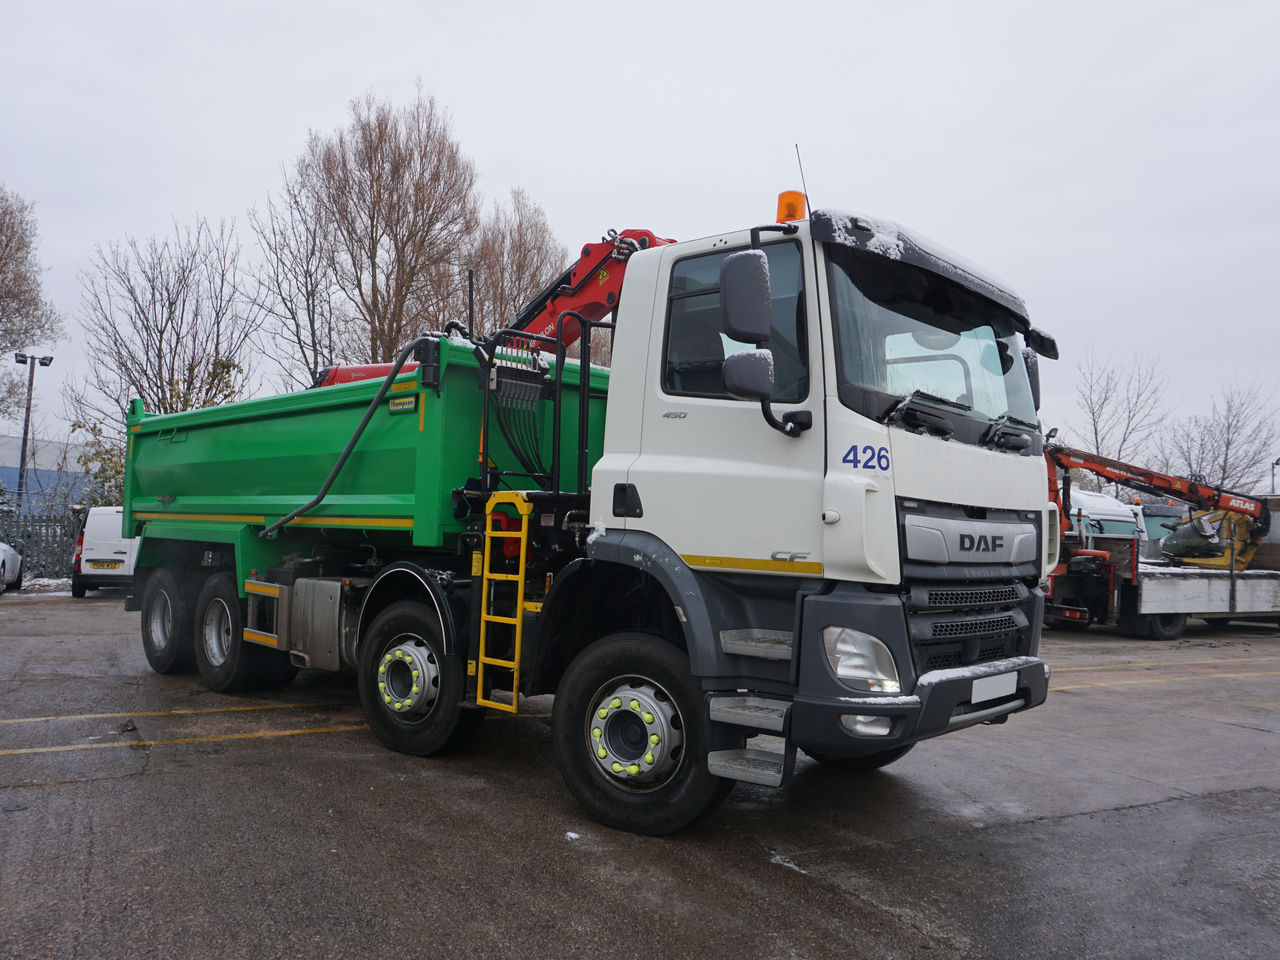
[811,210,1031,324]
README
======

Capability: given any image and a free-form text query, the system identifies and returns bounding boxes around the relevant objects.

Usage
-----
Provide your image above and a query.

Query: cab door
[625,234,826,577]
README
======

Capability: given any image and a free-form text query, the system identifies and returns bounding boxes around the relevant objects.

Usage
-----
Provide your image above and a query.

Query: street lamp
[13,352,54,511]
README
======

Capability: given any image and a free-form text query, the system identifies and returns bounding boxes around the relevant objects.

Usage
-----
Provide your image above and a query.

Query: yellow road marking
[1054,670,1280,691]
[0,724,369,757]
[1052,655,1280,674]
[0,700,358,727]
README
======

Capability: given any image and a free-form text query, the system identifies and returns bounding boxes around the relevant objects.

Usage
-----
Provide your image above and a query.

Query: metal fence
[0,512,81,580]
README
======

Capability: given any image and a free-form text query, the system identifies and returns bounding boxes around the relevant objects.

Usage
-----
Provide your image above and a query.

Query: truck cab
[571,210,1054,795]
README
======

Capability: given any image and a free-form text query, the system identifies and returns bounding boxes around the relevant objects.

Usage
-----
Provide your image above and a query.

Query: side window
[662,242,808,401]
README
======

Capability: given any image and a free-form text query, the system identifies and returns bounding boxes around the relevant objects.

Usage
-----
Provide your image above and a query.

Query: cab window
[662,242,807,401]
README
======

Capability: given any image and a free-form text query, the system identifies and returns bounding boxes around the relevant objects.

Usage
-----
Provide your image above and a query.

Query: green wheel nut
[598,747,607,759]
[629,699,640,711]
[610,697,622,709]
[412,670,420,679]
[611,762,623,773]
[412,685,420,695]
[597,708,609,720]
[626,765,640,775]
[378,682,386,691]
[644,752,654,764]
[650,734,660,745]
[642,712,654,723]
[384,695,392,704]
[592,727,602,739]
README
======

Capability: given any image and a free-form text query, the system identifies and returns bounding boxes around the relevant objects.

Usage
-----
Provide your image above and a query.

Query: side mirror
[1022,348,1041,411]
[723,349,775,402]
[720,250,772,345]
[1024,327,1059,360]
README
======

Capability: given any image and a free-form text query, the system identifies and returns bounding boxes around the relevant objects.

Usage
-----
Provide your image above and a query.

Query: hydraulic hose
[259,337,429,539]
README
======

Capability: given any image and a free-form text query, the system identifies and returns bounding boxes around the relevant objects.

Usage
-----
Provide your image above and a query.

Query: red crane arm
[507,228,675,350]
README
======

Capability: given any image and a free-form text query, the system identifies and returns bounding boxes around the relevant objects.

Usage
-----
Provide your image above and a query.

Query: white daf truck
[125,205,1060,834]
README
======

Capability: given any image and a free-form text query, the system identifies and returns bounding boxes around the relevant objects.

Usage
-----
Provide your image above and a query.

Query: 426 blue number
[842,444,891,471]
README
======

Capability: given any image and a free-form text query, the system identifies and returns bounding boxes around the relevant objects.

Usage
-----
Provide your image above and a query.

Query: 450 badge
[842,444,891,471]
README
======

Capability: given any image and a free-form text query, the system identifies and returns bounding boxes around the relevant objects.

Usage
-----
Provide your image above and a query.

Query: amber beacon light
[776,190,806,223]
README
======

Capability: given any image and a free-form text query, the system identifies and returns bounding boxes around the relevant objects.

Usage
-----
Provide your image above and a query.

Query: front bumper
[790,655,1048,756]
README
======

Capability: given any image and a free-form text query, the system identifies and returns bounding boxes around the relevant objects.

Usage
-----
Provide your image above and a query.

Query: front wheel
[552,632,734,835]
[357,600,468,756]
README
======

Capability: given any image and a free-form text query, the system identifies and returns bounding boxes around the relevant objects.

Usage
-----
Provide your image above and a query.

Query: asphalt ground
[1,595,1277,960]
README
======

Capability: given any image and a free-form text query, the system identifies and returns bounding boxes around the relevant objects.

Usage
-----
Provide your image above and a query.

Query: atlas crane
[1045,443,1270,571]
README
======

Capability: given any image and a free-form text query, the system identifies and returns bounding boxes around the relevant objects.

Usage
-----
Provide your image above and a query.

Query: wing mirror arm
[719,249,810,439]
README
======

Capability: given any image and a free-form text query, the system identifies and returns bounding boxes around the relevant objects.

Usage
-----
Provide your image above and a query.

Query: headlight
[822,627,901,694]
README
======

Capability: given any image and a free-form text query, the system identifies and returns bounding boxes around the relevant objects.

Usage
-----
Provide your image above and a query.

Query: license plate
[89,560,122,570]
[972,671,1017,704]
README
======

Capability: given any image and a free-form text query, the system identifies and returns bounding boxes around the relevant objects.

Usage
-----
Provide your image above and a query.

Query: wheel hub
[148,592,172,653]
[378,641,440,717]
[201,598,232,666]
[586,681,683,784]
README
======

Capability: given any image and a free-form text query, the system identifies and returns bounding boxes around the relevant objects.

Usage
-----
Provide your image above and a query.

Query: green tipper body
[123,339,608,590]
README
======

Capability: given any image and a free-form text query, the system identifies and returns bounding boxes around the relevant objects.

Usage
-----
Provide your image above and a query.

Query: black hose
[260,337,429,539]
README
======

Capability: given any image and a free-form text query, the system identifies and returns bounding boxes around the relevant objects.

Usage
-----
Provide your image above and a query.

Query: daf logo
[959,534,1004,552]
[771,550,811,563]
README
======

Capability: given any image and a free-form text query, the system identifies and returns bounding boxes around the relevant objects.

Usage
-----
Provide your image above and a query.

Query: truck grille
[905,579,1035,674]
[931,615,1020,640]
[925,585,1021,608]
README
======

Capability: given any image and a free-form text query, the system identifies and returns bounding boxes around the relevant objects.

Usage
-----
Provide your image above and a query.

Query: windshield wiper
[981,412,1035,450]
[882,390,970,424]
[881,390,965,438]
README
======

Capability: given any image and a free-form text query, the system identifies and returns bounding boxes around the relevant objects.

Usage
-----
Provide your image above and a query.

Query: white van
[71,506,138,597]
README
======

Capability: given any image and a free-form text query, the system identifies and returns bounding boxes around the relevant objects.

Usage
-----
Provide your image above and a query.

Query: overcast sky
[3,0,1277,448]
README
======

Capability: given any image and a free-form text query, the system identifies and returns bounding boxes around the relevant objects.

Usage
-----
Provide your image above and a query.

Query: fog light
[840,714,892,736]
[822,627,901,693]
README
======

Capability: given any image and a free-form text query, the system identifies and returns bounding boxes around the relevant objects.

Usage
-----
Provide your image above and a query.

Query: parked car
[71,506,138,598]
[1,539,22,592]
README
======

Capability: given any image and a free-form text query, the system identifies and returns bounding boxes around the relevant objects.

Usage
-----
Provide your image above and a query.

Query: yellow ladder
[476,492,535,712]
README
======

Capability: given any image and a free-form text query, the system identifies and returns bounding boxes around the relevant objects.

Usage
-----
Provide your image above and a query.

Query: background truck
[1044,443,1279,638]
[123,202,1059,834]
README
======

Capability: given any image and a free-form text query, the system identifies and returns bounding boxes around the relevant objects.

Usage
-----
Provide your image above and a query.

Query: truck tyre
[803,743,915,771]
[140,568,196,674]
[193,572,262,693]
[1147,613,1188,642]
[357,600,469,756]
[551,632,735,835]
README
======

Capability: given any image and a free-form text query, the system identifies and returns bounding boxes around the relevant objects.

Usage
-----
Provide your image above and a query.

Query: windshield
[826,245,1038,432]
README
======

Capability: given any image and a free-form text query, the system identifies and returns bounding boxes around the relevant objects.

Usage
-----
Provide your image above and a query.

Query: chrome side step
[719,629,793,661]
[708,695,790,733]
[707,748,790,787]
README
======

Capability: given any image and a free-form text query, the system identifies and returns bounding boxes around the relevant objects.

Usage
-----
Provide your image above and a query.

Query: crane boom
[1045,443,1269,532]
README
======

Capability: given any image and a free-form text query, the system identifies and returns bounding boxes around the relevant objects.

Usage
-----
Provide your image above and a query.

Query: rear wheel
[552,632,734,835]
[140,568,195,674]
[71,575,87,598]
[10,559,21,592]
[193,572,267,692]
[357,600,469,756]
[1147,613,1188,642]
[804,744,915,771]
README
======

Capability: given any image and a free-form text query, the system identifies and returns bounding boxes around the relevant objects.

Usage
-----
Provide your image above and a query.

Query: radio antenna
[794,144,813,216]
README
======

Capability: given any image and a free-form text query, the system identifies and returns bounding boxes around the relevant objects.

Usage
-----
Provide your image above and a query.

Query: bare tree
[303,88,478,361]
[1154,381,1279,493]
[249,163,348,389]
[468,188,569,337]
[66,218,260,463]
[1069,349,1166,461]
[0,183,63,420]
